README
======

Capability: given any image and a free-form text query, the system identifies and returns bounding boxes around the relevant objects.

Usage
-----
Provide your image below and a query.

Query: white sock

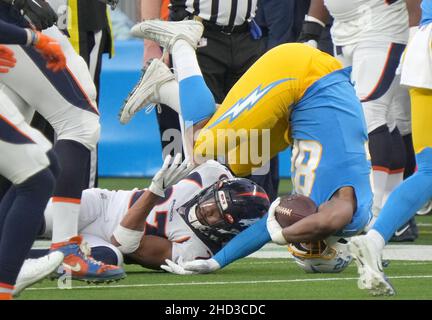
[172,39,202,82]
[371,170,388,216]
[382,172,404,204]
[367,229,386,252]
[159,79,180,113]
[49,200,80,243]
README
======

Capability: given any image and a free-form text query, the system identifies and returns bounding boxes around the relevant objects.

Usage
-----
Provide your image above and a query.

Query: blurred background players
[349,0,432,296]
[0,0,124,282]
[303,0,418,240]
[0,18,65,300]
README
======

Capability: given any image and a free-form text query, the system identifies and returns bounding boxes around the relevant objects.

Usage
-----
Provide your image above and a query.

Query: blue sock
[27,249,49,259]
[53,140,89,199]
[0,187,16,242]
[91,246,119,266]
[28,246,119,266]
[373,147,432,242]
[179,75,216,127]
[213,214,271,268]
[0,168,55,285]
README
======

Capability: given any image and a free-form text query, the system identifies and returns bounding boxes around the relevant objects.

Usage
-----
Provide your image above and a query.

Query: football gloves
[297,17,325,49]
[161,257,221,275]
[12,0,58,31]
[0,45,16,73]
[97,0,119,10]
[149,153,194,197]
[160,257,197,275]
[32,31,66,72]
[266,197,288,245]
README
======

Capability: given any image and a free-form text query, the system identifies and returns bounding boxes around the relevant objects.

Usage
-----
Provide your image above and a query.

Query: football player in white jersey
[302,0,413,233]
[0,0,124,282]
[39,156,270,270]
[349,0,431,296]
[0,17,66,300]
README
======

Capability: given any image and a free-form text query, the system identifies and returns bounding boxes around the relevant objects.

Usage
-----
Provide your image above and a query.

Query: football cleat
[417,199,432,216]
[389,218,418,242]
[119,58,175,124]
[13,251,64,297]
[50,235,126,283]
[130,19,204,53]
[348,235,395,296]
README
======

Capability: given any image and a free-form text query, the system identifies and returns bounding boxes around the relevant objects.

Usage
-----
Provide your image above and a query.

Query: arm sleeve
[213,214,271,267]
[0,19,29,45]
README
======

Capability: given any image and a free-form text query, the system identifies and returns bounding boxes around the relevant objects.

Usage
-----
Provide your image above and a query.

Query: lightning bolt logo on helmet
[208,78,295,128]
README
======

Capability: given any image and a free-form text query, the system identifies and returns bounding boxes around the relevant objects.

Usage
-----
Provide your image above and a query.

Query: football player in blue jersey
[125,20,374,275]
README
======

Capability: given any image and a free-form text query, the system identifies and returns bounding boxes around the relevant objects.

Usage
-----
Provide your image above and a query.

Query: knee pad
[81,119,100,151]
[57,114,100,151]
[362,101,388,133]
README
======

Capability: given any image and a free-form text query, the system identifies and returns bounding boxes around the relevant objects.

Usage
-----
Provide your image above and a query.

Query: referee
[170,0,264,103]
[65,0,114,101]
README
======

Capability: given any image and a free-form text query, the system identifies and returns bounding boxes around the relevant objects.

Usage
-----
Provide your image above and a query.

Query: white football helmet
[288,238,352,273]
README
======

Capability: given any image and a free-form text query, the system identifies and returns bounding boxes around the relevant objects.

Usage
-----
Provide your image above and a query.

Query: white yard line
[247,243,432,261]
[26,274,432,291]
[33,242,432,260]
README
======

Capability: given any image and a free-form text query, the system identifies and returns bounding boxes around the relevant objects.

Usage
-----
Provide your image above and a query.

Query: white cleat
[13,251,64,297]
[119,58,175,124]
[348,236,395,296]
[130,19,204,53]
[416,199,432,216]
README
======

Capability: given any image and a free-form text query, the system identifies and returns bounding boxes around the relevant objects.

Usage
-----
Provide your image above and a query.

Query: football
[275,194,318,228]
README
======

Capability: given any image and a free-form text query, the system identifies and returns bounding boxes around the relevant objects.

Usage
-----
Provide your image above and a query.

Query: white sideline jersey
[78,161,234,263]
[324,0,409,46]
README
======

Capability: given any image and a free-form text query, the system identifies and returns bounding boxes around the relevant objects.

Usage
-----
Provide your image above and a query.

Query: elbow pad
[112,225,144,254]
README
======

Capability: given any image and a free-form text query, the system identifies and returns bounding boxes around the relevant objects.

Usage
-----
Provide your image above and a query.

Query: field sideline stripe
[26,274,432,291]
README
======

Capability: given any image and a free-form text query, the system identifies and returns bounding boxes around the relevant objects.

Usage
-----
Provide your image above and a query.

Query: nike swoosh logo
[394,224,410,237]
[63,262,81,272]
[32,0,43,8]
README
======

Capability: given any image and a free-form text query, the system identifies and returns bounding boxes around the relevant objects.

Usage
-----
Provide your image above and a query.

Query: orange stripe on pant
[52,197,81,204]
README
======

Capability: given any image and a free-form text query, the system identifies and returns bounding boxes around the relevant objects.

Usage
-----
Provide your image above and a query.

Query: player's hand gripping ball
[274,194,318,228]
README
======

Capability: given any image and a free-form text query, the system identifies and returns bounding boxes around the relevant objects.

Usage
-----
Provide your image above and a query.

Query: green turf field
[20,178,432,300]
[19,258,432,300]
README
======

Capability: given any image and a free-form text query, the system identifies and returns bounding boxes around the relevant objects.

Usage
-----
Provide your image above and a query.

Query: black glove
[12,0,58,31]
[297,21,324,48]
[106,0,119,10]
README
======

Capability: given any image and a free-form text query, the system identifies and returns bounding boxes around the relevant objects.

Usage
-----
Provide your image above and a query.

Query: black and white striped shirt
[171,0,258,27]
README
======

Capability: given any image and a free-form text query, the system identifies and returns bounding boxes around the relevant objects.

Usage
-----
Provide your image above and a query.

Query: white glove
[149,153,194,197]
[160,257,197,275]
[266,197,288,245]
[182,258,221,274]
